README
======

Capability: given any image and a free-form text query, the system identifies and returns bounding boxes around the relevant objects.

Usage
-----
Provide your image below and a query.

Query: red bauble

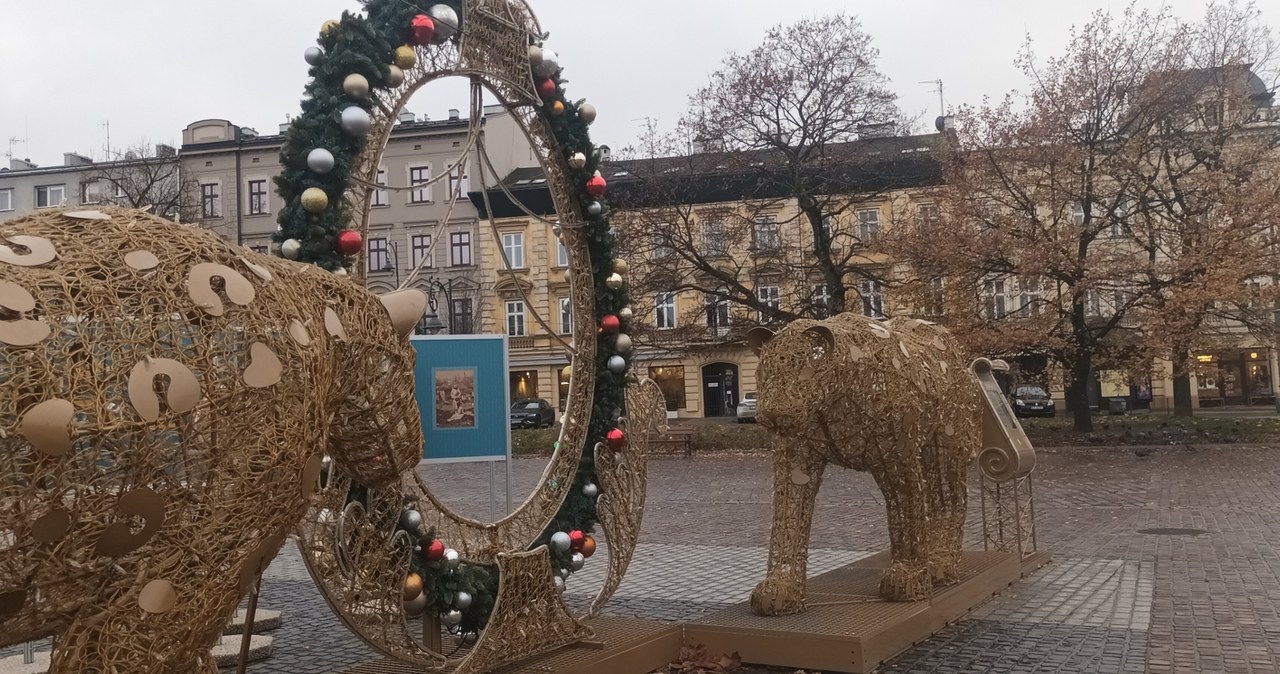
[425,539,446,561]
[585,174,607,197]
[606,428,626,451]
[410,14,436,44]
[569,529,585,551]
[537,78,558,101]
[600,315,620,334]
[337,229,363,256]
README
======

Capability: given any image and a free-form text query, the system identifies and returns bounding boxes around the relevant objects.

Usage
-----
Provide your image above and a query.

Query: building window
[409,165,431,204]
[1071,201,1086,226]
[703,219,727,256]
[757,285,781,322]
[857,208,880,242]
[81,180,103,205]
[409,234,432,268]
[502,232,525,269]
[984,279,1008,319]
[450,231,472,266]
[0,189,12,212]
[649,365,686,411]
[200,183,220,217]
[248,179,269,215]
[448,164,470,200]
[813,284,831,318]
[36,184,66,209]
[506,300,526,337]
[559,297,573,334]
[1018,276,1041,317]
[917,203,939,232]
[753,216,780,251]
[372,167,388,207]
[705,293,730,334]
[1110,199,1134,238]
[655,293,677,329]
[368,237,389,273]
[249,244,268,255]
[556,239,569,267]
[653,224,674,259]
[451,298,474,334]
[924,277,945,317]
[821,215,836,240]
[860,279,885,318]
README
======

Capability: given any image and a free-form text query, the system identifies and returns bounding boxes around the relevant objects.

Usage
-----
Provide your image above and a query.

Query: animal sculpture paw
[879,562,932,602]
[749,576,807,616]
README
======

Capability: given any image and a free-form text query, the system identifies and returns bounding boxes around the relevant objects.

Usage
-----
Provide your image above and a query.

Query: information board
[411,335,511,463]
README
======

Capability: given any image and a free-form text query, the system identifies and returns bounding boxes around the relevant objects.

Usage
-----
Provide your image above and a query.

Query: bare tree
[79,142,198,222]
[887,2,1280,430]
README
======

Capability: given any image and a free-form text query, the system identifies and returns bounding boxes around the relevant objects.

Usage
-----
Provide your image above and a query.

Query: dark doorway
[701,363,739,417]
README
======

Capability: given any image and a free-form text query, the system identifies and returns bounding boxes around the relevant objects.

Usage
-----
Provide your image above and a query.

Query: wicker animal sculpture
[746,314,980,615]
[0,207,427,673]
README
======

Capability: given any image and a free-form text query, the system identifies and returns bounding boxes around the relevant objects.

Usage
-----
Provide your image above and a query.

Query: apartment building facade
[0,148,183,222]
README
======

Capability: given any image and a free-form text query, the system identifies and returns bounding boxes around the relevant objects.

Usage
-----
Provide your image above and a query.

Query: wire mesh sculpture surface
[0,207,427,673]
[746,314,981,616]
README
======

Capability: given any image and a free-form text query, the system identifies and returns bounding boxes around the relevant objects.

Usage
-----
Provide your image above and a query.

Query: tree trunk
[1065,355,1095,433]
[1170,344,1194,417]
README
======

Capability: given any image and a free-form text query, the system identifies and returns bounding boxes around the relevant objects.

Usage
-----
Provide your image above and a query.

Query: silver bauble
[281,239,302,260]
[533,49,559,78]
[386,65,405,87]
[570,552,585,571]
[444,548,461,570]
[619,307,634,322]
[528,45,544,67]
[579,103,598,125]
[333,267,348,277]
[550,531,572,553]
[454,591,473,610]
[321,454,333,472]
[442,609,463,627]
[607,355,626,374]
[461,631,479,645]
[428,4,459,42]
[304,46,324,66]
[552,223,562,238]
[340,106,371,136]
[569,152,587,169]
[307,148,336,174]
[563,269,573,283]
[583,483,599,498]
[614,333,633,355]
[586,201,603,217]
[398,509,423,532]
[606,272,624,290]
[343,73,370,98]
[559,567,571,579]
[404,591,428,617]
[553,576,565,594]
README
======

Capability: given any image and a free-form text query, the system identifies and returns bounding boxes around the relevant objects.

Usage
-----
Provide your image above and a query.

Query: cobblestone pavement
[7,444,1280,673]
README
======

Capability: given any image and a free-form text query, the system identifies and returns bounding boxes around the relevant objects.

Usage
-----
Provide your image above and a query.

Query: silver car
[736,392,758,423]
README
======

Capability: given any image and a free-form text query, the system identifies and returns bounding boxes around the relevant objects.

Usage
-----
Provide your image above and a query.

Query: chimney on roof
[598,145,612,162]
[155,144,176,158]
[857,122,896,139]
[10,158,37,171]
[935,115,956,132]
[398,111,416,124]
[240,127,259,139]
[449,108,460,121]
[63,152,93,167]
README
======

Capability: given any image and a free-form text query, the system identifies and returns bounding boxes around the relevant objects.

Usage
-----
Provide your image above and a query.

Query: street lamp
[420,293,447,335]
[383,241,401,287]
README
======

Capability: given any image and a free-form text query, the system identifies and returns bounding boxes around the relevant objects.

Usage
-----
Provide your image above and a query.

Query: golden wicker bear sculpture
[0,207,427,673]
[747,313,980,615]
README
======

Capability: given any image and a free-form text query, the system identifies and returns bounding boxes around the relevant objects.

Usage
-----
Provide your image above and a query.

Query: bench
[646,425,696,456]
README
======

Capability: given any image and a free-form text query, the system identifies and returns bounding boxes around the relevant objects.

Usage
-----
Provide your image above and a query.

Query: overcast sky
[3,0,1276,167]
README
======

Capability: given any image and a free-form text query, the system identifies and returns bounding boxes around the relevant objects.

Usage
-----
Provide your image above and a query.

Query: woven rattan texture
[749,315,981,615]
[0,207,424,673]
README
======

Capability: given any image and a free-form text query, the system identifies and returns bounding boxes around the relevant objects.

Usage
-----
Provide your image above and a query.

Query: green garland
[277,0,629,639]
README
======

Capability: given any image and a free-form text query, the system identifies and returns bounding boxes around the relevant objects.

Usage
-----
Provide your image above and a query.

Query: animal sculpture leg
[875,466,933,602]
[749,446,826,616]
[922,439,967,586]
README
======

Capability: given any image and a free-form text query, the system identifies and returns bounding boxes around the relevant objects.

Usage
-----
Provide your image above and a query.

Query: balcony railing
[509,336,536,350]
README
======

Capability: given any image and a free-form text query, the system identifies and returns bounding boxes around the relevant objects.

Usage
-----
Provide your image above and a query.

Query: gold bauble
[612,259,629,275]
[321,20,340,36]
[606,273,624,290]
[562,365,573,379]
[301,188,329,213]
[403,573,424,601]
[343,74,370,98]
[563,269,573,283]
[549,100,565,116]
[394,46,417,70]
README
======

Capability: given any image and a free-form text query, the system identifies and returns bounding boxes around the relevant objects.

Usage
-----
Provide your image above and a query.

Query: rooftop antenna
[5,136,27,161]
[100,120,111,158]
[919,79,944,117]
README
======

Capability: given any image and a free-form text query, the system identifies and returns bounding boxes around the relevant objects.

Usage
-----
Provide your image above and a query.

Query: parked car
[736,392,758,423]
[510,399,555,429]
[1011,385,1055,418]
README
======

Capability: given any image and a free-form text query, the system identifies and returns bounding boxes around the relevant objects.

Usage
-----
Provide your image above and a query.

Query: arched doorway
[702,362,740,417]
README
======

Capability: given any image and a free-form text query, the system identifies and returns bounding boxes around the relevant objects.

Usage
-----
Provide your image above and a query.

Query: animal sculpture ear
[970,357,994,376]
[990,359,1011,372]
[379,289,428,338]
[746,327,776,354]
[803,325,835,357]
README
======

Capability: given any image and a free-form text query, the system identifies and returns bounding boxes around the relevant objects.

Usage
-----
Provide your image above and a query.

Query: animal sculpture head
[747,321,839,438]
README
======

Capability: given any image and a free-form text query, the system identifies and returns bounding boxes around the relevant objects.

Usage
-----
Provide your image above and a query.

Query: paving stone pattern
[7,444,1280,673]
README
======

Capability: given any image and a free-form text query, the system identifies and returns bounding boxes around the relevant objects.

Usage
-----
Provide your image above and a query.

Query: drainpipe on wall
[234,129,244,246]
